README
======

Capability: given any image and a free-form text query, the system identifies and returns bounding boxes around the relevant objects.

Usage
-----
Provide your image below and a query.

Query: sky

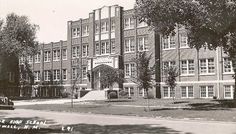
[0,0,135,43]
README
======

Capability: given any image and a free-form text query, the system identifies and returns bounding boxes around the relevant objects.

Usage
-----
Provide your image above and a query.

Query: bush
[108,91,118,99]
[144,90,154,99]
[119,90,128,97]
[61,92,71,98]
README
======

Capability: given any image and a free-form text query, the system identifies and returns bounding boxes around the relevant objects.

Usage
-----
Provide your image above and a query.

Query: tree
[135,0,236,99]
[93,64,124,91]
[0,13,39,96]
[71,58,81,108]
[164,66,179,100]
[133,52,156,110]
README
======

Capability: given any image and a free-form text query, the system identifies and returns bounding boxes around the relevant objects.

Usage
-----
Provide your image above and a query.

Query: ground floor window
[138,88,145,97]
[124,87,134,97]
[181,86,194,98]
[200,86,214,98]
[163,87,175,98]
[224,85,234,99]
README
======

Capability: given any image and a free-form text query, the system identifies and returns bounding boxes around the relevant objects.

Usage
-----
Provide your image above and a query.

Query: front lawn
[16,99,236,122]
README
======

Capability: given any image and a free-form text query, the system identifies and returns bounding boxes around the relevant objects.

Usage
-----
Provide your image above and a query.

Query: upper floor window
[124,18,134,30]
[53,70,60,81]
[124,38,135,53]
[180,34,188,48]
[82,25,89,36]
[111,20,115,31]
[82,45,89,57]
[223,58,233,73]
[72,27,80,38]
[101,42,110,55]
[163,36,176,50]
[72,46,79,58]
[200,58,215,74]
[95,42,100,55]
[181,60,194,75]
[62,69,67,80]
[44,70,51,81]
[95,23,99,34]
[163,61,176,70]
[34,52,41,63]
[101,22,108,33]
[111,40,116,54]
[44,51,51,62]
[82,66,87,79]
[53,49,60,61]
[34,71,40,81]
[72,68,77,80]
[27,56,33,64]
[138,36,148,51]
[62,49,67,60]
[125,63,135,78]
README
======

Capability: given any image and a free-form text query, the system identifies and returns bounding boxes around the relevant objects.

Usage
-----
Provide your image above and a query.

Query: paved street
[0,108,236,134]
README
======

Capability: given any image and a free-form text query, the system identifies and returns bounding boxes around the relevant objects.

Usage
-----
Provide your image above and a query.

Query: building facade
[20,5,234,99]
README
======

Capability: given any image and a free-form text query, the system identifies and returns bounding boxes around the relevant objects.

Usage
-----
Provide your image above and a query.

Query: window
[62,49,67,60]
[137,21,148,28]
[82,25,89,36]
[124,38,135,53]
[72,68,76,80]
[95,42,100,55]
[124,18,134,29]
[223,58,233,73]
[200,86,214,98]
[162,36,176,49]
[95,23,99,34]
[34,52,41,63]
[53,70,60,81]
[163,61,176,70]
[44,51,51,62]
[62,69,67,80]
[138,36,148,51]
[224,85,234,99]
[111,20,115,31]
[44,70,51,81]
[181,86,194,98]
[27,56,33,64]
[200,58,215,74]
[181,60,194,75]
[180,34,188,48]
[82,45,88,57]
[163,87,175,98]
[72,46,79,58]
[101,22,108,33]
[111,41,115,54]
[82,67,87,79]
[8,72,15,82]
[101,42,110,55]
[34,71,40,81]
[72,27,80,38]
[124,63,135,77]
[124,87,134,97]
[53,49,60,61]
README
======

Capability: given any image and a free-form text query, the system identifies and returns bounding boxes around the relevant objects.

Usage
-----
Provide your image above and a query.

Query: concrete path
[1,109,236,134]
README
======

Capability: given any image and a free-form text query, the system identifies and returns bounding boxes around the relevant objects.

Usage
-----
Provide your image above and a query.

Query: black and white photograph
[0,0,236,133]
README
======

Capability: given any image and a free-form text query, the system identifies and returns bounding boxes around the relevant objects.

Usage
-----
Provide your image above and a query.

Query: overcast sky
[0,0,135,43]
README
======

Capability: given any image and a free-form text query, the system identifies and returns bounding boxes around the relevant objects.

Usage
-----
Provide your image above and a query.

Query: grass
[16,99,236,122]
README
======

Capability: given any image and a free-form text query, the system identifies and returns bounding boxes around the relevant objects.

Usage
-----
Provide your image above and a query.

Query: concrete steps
[80,90,106,101]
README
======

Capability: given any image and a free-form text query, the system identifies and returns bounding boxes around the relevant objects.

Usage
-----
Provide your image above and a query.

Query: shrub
[144,90,154,99]
[61,91,71,98]
[108,91,118,99]
[119,90,128,97]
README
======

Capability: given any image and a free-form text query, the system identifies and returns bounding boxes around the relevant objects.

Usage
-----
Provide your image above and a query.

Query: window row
[124,37,149,53]
[162,34,188,50]
[34,69,67,81]
[72,67,87,80]
[124,18,148,30]
[95,41,115,55]
[163,86,214,98]
[95,21,115,34]
[72,25,89,38]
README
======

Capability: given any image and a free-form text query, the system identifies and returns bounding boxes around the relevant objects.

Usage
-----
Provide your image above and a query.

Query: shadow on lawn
[1,123,192,134]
